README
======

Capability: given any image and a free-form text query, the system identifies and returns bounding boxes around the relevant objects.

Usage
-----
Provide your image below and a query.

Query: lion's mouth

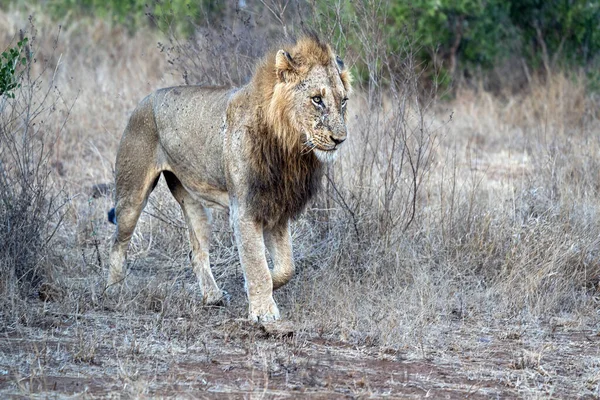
[312,147,339,163]
[303,133,340,154]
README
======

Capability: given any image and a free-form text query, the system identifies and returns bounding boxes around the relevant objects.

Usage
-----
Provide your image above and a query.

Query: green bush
[509,0,600,68]
[0,37,27,99]
[39,0,224,34]
[384,0,600,85]
[389,0,513,74]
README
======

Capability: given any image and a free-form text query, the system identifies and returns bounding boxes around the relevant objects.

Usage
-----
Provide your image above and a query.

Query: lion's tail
[107,208,117,225]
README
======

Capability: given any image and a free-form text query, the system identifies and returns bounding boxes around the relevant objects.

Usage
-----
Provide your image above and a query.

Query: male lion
[107,34,351,322]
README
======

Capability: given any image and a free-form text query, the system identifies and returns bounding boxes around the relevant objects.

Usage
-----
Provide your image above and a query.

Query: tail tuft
[108,208,117,225]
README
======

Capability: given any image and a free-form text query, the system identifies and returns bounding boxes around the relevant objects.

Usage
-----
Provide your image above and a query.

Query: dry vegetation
[0,2,599,398]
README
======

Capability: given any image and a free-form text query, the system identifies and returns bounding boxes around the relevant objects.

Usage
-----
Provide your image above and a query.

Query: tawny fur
[107,34,351,322]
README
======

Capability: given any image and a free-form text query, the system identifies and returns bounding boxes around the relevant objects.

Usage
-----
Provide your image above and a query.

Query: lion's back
[152,86,234,135]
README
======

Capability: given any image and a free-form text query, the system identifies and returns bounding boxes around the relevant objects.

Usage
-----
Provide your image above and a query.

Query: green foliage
[382,0,600,87]
[310,1,354,53]
[4,0,594,88]
[586,68,600,93]
[42,0,224,34]
[389,0,513,72]
[509,0,600,66]
[0,37,27,99]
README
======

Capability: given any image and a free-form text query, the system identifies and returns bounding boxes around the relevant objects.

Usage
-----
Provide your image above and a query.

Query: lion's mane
[236,34,352,227]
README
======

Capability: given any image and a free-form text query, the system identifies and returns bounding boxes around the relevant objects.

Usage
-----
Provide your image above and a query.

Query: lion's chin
[313,148,338,163]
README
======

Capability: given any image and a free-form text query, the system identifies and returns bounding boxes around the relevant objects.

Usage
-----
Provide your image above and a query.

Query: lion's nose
[331,134,346,145]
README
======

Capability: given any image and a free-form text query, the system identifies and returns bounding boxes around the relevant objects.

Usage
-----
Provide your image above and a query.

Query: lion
[107,33,352,322]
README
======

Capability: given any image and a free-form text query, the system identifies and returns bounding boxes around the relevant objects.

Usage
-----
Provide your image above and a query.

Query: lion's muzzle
[330,129,347,146]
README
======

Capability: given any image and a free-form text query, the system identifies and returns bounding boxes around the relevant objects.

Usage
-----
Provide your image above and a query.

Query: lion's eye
[341,98,348,108]
[311,96,323,106]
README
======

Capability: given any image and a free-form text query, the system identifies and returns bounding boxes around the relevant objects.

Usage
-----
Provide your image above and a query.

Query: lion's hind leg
[107,98,162,290]
[107,171,160,288]
[164,171,223,305]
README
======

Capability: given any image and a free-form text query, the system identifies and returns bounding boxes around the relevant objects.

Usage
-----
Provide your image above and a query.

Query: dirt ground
[1,299,599,399]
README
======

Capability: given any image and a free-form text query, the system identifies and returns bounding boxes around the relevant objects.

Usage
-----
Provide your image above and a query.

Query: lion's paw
[249,297,280,323]
[203,288,228,306]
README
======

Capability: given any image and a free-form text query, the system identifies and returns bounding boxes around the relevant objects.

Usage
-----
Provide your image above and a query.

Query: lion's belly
[181,179,230,210]
[159,158,230,211]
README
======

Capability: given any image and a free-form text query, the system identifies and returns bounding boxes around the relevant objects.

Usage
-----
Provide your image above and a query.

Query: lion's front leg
[232,207,280,322]
[264,222,295,290]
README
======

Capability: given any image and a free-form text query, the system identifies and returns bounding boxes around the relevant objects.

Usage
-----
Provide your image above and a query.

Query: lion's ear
[275,50,298,83]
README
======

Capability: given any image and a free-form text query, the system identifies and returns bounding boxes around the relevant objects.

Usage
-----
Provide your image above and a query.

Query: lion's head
[255,34,352,163]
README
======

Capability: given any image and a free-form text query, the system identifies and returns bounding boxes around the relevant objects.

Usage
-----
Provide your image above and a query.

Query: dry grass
[0,3,599,398]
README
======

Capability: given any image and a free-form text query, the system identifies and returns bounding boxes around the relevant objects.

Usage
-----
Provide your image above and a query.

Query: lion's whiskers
[301,137,316,155]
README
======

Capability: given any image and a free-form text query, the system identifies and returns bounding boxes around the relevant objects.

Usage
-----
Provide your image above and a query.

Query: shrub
[0,37,27,98]
[0,29,68,319]
[42,0,224,34]
[385,0,599,85]
[388,0,513,75]
[510,1,600,72]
